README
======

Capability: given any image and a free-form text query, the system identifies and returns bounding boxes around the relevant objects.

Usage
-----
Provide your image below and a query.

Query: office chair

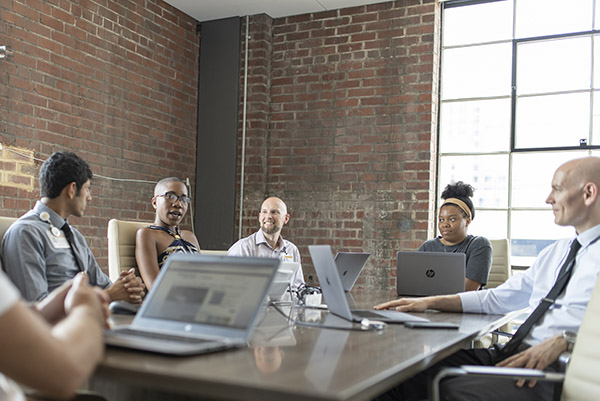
[487,239,511,288]
[199,249,228,255]
[432,272,600,401]
[0,216,17,263]
[0,216,17,244]
[107,218,148,281]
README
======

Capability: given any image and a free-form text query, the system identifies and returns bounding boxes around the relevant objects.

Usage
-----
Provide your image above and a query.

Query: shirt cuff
[459,291,484,313]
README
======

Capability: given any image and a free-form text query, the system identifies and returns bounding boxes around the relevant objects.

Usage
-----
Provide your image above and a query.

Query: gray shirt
[418,235,492,286]
[228,230,305,289]
[2,201,111,302]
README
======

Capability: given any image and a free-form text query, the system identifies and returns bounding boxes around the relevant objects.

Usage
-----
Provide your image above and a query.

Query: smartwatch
[562,330,577,352]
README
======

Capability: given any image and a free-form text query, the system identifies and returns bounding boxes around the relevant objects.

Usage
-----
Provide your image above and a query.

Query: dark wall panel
[196,17,241,249]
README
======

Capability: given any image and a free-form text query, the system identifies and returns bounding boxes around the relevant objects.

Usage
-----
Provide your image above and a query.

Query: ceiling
[164,0,388,22]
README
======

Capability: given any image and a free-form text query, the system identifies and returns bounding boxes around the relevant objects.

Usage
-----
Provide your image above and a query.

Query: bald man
[373,157,600,401]
[228,197,304,289]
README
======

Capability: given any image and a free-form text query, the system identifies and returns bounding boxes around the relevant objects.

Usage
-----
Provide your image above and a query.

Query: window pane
[515,93,590,149]
[438,155,509,209]
[441,43,512,99]
[443,1,512,46]
[510,210,575,263]
[468,210,508,239]
[595,35,600,89]
[592,91,600,145]
[517,37,591,95]
[515,0,593,38]
[511,151,590,208]
[439,99,511,153]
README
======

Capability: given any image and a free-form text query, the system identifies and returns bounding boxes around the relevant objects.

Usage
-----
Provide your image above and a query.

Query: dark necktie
[61,222,84,272]
[500,238,582,357]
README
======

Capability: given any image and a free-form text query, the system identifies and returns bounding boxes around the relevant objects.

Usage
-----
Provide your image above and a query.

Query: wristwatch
[562,330,577,352]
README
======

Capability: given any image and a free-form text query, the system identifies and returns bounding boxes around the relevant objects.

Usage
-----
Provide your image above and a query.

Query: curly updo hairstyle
[441,181,475,219]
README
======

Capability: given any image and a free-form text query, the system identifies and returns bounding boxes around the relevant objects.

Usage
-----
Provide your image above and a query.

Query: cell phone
[404,322,459,329]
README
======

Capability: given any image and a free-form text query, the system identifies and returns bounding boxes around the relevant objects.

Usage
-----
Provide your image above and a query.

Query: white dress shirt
[459,224,600,346]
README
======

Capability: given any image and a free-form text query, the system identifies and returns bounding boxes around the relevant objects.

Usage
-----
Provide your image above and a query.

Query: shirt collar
[33,201,67,228]
[577,223,600,248]
[254,229,286,252]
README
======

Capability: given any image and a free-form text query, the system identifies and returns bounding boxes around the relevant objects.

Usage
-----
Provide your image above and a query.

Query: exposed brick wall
[1,0,440,291]
[0,0,199,271]
[236,0,440,289]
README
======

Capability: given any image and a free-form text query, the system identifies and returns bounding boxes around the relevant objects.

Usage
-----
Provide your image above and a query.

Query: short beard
[261,224,281,235]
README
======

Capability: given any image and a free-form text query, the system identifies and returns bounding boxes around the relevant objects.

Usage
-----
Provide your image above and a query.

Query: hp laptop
[104,254,279,355]
[267,261,300,302]
[396,251,466,296]
[334,252,370,291]
[309,245,429,324]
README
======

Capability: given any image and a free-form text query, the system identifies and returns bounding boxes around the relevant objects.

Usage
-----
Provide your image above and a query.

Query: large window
[439,0,600,266]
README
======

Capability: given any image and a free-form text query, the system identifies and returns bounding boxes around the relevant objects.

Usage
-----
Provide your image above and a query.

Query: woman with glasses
[418,181,492,291]
[135,177,201,290]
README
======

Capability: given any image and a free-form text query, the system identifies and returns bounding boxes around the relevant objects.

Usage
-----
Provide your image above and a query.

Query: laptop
[396,251,466,296]
[267,261,300,302]
[308,245,429,324]
[334,252,370,291]
[104,254,279,355]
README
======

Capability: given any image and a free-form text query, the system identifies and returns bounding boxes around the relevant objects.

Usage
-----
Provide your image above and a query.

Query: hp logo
[425,269,436,278]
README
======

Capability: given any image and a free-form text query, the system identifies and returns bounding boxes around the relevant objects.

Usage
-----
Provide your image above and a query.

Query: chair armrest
[557,351,571,369]
[432,365,565,401]
[491,330,513,339]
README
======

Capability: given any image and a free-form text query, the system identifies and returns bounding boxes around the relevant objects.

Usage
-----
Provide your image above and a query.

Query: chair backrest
[0,216,17,243]
[562,272,600,401]
[0,216,17,260]
[486,239,511,288]
[107,219,148,281]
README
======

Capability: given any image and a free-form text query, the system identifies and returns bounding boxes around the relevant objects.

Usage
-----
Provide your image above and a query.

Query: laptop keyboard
[113,328,213,344]
[352,310,384,319]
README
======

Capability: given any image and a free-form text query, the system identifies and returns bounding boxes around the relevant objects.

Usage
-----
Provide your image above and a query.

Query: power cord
[270,301,386,332]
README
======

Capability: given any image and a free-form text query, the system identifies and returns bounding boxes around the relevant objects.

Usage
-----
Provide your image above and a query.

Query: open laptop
[334,252,370,291]
[267,261,300,302]
[396,251,466,296]
[104,254,279,355]
[309,245,428,324]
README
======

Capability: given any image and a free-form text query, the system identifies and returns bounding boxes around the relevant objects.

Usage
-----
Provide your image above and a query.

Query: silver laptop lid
[334,252,370,291]
[396,251,466,296]
[132,253,279,342]
[308,245,354,321]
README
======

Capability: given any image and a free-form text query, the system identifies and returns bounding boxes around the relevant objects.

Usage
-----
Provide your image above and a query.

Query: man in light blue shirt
[374,156,600,401]
[228,196,304,289]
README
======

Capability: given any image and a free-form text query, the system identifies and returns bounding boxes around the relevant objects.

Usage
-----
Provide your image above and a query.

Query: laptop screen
[140,258,276,329]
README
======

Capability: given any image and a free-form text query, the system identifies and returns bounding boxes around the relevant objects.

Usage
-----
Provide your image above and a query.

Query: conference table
[89,290,516,401]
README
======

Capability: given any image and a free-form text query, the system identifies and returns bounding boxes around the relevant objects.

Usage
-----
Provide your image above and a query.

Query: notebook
[334,252,370,291]
[309,245,428,324]
[267,261,300,302]
[104,254,279,355]
[396,251,466,296]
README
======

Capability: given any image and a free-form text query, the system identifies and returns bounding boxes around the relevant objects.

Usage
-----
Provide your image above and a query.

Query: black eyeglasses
[156,192,191,205]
